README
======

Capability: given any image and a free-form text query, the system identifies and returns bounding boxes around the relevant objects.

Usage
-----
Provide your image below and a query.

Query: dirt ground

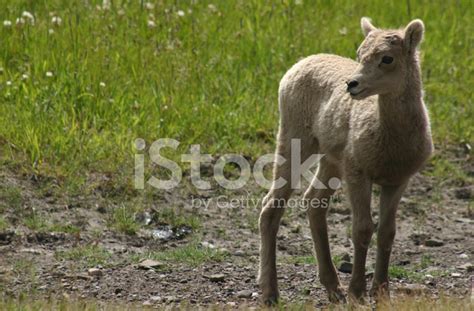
[0,145,472,308]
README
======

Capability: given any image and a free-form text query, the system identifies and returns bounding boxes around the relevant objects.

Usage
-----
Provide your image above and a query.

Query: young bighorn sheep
[258,18,433,304]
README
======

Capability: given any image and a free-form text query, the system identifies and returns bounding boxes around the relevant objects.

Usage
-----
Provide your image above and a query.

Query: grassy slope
[0,0,472,186]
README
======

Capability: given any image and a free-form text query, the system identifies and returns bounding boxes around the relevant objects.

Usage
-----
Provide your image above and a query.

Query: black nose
[346,80,359,90]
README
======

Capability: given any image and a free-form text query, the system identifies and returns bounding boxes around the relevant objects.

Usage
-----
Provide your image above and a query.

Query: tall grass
[0,0,472,185]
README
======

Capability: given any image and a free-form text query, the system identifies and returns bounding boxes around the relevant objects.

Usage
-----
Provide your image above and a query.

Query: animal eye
[381,56,394,64]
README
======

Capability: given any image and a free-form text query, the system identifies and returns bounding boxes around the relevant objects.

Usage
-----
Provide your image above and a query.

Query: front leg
[346,174,374,302]
[370,182,407,299]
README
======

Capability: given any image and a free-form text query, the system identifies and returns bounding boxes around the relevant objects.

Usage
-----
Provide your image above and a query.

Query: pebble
[451,272,462,278]
[340,252,351,262]
[88,268,103,277]
[234,250,245,256]
[424,238,444,247]
[457,263,473,272]
[236,289,253,298]
[138,259,165,270]
[458,253,469,259]
[337,261,353,273]
[208,273,225,282]
[200,241,216,249]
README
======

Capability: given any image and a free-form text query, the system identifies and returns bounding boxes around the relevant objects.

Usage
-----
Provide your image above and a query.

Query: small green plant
[0,187,22,212]
[23,213,48,231]
[388,266,423,282]
[420,254,434,269]
[154,207,201,230]
[0,217,8,231]
[110,205,140,235]
[55,245,111,268]
[138,242,228,266]
[287,255,317,265]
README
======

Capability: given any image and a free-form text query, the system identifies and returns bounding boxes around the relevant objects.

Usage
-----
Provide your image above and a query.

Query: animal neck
[377,57,426,130]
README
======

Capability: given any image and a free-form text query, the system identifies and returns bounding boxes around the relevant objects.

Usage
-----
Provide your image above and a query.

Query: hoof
[328,287,346,304]
[262,294,279,306]
[348,287,366,304]
[370,282,390,301]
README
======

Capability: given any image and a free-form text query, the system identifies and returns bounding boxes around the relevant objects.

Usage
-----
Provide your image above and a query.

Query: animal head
[347,17,424,99]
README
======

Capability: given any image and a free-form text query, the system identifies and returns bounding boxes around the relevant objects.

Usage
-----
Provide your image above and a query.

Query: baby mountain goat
[258,18,433,304]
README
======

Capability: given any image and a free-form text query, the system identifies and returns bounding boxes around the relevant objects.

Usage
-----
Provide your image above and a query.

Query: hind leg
[258,132,293,305]
[258,126,317,304]
[304,158,345,303]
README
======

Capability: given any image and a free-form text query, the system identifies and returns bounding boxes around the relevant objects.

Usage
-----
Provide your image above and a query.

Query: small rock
[455,187,471,200]
[457,263,473,272]
[236,290,253,298]
[150,296,162,302]
[291,225,301,233]
[424,238,444,247]
[234,250,245,256]
[138,259,165,270]
[458,253,469,259]
[208,273,225,282]
[142,301,152,306]
[338,261,353,273]
[251,292,259,298]
[340,252,351,262]
[409,233,429,245]
[451,272,462,278]
[165,295,179,303]
[200,241,216,249]
[87,268,103,277]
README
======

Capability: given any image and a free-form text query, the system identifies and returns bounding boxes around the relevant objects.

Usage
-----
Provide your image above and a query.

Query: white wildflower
[102,0,111,10]
[147,20,156,28]
[46,71,53,77]
[6,81,12,86]
[208,4,217,12]
[3,20,12,27]
[48,28,55,34]
[16,17,25,26]
[21,11,35,25]
[145,2,155,10]
[163,105,168,110]
[117,9,126,16]
[177,10,185,17]
[339,27,348,35]
[99,82,106,88]
[295,0,303,5]
[51,16,62,26]
[21,74,29,80]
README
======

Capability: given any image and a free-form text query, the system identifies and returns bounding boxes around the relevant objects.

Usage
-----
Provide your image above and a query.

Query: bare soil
[0,145,472,308]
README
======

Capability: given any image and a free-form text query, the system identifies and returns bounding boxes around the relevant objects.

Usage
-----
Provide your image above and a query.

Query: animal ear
[361,17,376,36]
[404,19,424,53]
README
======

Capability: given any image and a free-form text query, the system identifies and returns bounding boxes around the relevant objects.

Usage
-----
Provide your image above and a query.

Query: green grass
[110,204,141,235]
[0,216,8,231]
[0,186,22,212]
[22,211,81,233]
[137,241,228,266]
[0,0,472,189]
[55,244,112,268]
